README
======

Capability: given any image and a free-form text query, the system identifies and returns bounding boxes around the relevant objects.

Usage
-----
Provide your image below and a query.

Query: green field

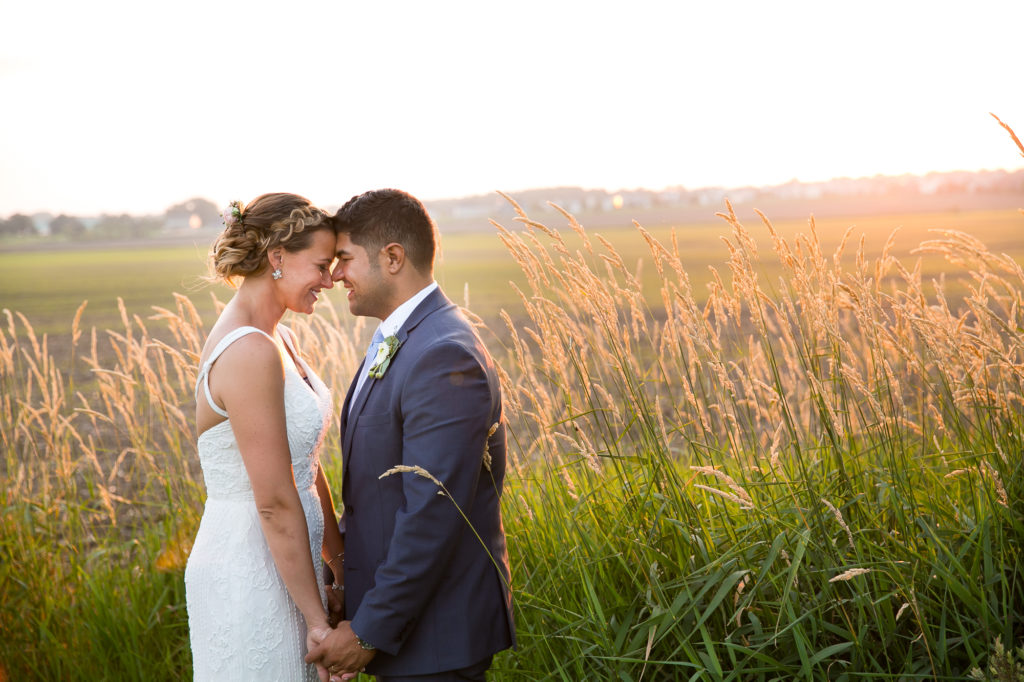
[2,208,1021,344]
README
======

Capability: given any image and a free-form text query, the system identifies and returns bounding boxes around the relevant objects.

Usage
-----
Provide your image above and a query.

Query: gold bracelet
[327,552,345,567]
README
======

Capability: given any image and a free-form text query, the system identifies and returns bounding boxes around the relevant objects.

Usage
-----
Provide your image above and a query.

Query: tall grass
[488,195,1022,679]
[2,125,1022,679]
[0,295,366,680]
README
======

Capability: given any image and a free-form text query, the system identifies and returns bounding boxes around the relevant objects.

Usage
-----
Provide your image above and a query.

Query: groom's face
[333,232,389,319]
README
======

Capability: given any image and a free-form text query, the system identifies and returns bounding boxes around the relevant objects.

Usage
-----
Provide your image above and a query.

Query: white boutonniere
[368,335,401,379]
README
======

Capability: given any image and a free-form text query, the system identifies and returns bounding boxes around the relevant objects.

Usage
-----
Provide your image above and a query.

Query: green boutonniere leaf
[368,335,401,379]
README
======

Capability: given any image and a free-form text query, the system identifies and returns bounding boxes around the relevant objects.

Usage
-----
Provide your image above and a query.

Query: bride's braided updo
[209,193,331,284]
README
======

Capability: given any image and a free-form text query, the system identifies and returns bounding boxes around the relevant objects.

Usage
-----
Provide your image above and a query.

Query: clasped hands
[307,621,376,682]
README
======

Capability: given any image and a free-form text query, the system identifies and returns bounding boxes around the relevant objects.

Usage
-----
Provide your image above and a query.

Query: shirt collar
[377,281,438,338]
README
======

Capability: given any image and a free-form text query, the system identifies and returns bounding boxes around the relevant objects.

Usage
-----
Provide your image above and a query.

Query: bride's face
[275,229,336,314]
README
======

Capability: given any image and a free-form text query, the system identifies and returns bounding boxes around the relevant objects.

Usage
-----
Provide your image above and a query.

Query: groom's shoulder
[435,305,483,342]
[417,295,471,330]
[404,306,485,362]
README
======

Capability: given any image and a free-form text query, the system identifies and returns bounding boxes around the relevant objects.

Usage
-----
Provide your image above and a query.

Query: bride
[185,193,344,681]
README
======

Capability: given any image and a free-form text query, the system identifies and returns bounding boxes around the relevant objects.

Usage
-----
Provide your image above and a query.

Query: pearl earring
[272,268,283,280]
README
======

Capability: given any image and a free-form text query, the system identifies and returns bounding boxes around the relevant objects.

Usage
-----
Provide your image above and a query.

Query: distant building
[31,213,54,235]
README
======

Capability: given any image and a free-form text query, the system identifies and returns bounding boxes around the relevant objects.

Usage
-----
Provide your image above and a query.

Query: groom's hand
[305,621,375,680]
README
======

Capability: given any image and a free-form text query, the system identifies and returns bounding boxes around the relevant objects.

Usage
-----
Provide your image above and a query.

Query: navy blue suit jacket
[339,287,515,676]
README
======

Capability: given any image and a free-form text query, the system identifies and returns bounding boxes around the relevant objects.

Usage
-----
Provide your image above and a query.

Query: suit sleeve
[350,339,496,654]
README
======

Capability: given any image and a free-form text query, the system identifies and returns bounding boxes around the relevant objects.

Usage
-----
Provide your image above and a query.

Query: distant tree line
[0,198,222,241]
[0,214,37,237]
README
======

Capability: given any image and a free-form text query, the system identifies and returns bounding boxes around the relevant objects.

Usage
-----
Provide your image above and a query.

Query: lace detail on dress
[185,326,333,681]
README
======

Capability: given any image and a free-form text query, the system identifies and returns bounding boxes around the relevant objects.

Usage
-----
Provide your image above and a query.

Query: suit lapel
[346,361,377,429]
[340,360,363,476]
[341,287,453,474]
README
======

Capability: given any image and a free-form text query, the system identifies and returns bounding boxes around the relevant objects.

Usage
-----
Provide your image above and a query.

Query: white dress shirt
[350,281,439,410]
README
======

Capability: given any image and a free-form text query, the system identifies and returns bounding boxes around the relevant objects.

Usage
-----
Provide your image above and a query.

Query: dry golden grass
[1,188,1019,579]
[0,292,372,566]
[487,194,1023,497]
[1,118,1021,678]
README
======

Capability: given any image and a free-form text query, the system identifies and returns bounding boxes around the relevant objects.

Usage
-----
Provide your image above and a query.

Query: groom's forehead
[335,233,357,255]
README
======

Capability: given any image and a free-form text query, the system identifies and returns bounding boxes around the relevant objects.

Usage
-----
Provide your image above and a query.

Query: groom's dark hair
[333,189,438,273]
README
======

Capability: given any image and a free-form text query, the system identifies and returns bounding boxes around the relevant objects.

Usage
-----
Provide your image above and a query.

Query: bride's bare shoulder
[200,320,277,370]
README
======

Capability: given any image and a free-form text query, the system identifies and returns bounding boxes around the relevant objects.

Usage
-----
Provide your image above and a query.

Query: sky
[1,0,1023,217]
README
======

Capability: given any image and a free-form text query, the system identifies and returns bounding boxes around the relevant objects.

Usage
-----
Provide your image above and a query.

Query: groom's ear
[381,242,406,274]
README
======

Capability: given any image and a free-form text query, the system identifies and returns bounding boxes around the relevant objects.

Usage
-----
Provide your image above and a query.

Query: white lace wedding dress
[185,325,333,681]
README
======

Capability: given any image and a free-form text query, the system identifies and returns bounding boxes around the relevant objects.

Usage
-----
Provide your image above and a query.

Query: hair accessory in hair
[222,201,243,228]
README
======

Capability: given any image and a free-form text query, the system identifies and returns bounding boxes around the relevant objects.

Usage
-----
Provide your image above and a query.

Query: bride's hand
[307,626,332,682]
[326,584,345,627]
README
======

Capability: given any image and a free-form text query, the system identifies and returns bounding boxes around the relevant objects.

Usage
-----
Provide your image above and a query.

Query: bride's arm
[215,334,329,634]
[317,467,345,575]
[317,465,346,625]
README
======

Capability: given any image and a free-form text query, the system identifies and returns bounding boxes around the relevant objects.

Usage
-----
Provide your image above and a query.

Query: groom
[307,189,515,681]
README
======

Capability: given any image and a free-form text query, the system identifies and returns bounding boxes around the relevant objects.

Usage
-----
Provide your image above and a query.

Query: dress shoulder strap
[195,326,276,418]
[278,324,298,356]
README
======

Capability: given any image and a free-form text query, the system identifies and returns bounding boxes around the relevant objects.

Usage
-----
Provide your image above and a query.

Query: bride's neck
[227,277,285,333]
